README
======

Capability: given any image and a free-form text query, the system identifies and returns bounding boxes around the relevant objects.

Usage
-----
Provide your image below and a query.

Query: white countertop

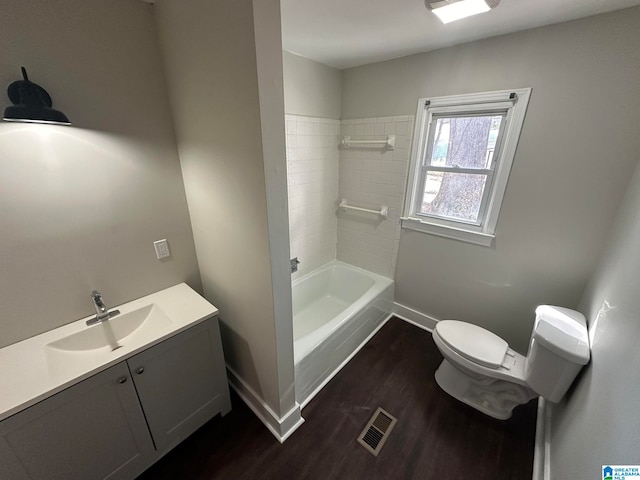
[0,283,218,422]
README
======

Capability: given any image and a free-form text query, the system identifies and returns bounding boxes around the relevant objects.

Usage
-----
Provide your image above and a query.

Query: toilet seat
[433,321,537,419]
[435,321,508,369]
[431,306,589,419]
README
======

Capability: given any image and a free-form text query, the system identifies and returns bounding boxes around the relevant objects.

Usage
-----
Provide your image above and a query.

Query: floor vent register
[357,407,397,456]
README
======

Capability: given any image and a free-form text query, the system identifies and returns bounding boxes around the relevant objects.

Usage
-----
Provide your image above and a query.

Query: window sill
[401,217,495,247]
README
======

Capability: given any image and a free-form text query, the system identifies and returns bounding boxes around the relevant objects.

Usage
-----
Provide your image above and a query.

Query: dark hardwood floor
[138,317,537,480]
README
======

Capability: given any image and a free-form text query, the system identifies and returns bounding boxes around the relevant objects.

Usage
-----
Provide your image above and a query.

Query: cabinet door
[128,319,228,454]
[0,362,155,480]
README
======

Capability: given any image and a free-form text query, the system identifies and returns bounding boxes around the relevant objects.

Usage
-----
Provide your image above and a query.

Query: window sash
[402,88,532,246]
[413,110,507,227]
[421,166,493,175]
[414,171,494,226]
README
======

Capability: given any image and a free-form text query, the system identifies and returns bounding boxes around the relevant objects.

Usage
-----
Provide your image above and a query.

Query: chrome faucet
[87,290,120,326]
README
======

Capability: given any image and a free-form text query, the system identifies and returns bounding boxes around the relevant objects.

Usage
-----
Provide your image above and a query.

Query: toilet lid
[435,320,509,369]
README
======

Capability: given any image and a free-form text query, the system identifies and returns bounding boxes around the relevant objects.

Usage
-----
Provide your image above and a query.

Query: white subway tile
[374,123,386,136]
[287,114,411,280]
[395,122,410,135]
[341,124,355,137]
[394,134,409,150]
[363,123,375,136]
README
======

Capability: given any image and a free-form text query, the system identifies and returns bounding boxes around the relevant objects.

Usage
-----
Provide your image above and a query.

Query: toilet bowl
[432,305,590,420]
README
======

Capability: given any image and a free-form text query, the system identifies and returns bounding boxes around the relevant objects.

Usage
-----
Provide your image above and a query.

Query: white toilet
[432,305,590,420]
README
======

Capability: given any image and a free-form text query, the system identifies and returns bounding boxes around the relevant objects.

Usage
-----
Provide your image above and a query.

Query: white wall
[0,0,200,348]
[282,51,342,119]
[548,144,640,478]
[153,0,296,422]
[342,8,640,352]
[252,0,299,424]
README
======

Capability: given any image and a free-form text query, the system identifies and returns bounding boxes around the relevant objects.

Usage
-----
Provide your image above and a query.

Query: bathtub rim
[292,260,393,364]
[292,259,392,289]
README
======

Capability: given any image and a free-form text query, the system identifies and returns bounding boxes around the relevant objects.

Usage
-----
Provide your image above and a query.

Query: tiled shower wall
[337,116,414,278]
[285,114,340,278]
[285,114,413,280]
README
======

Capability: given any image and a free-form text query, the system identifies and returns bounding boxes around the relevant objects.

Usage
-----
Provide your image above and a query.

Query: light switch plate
[153,239,171,259]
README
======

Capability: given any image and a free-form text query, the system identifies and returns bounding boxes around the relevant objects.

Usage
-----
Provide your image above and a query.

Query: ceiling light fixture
[3,67,71,125]
[426,0,500,24]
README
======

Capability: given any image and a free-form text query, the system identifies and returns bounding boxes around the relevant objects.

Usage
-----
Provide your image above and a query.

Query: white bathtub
[293,261,394,406]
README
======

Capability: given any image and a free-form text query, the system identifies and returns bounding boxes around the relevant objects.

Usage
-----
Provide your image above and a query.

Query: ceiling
[280,0,640,69]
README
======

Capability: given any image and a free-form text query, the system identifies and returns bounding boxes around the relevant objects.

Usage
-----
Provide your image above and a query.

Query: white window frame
[402,88,531,247]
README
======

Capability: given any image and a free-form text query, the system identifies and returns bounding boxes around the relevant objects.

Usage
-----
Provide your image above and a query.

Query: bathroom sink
[0,283,218,423]
[46,304,172,361]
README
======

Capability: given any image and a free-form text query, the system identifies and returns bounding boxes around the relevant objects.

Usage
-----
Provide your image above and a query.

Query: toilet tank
[524,305,590,402]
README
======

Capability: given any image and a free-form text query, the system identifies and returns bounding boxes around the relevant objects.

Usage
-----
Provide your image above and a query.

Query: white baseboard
[226,365,304,443]
[544,399,551,480]
[393,302,439,332]
[532,396,551,480]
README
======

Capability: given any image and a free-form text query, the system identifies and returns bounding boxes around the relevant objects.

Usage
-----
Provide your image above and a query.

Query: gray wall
[549,141,640,478]
[153,0,296,417]
[283,51,342,118]
[0,0,200,348]
[342,8,640,352]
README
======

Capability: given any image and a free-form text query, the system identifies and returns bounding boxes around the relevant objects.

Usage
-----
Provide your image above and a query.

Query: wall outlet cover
[153,239,171,259]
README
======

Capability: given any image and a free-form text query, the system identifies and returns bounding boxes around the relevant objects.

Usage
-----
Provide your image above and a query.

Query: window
[402,88,531,246]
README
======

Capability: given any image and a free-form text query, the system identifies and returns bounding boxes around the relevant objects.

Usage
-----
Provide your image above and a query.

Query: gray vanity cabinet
[0,317,231,480]
[127,318,231,454]
[0,361,155,480]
